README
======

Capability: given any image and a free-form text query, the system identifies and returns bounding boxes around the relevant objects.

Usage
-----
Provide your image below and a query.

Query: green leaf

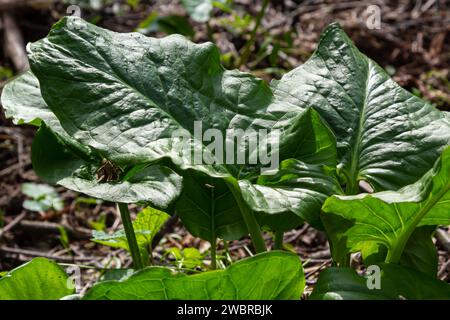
[1,71,60,129]
[399,226,438,277]
[322,147,450,265]
[92,229,129,250]
[83,251,304,299]
[310,264,450,300]
[25,17,341,239]
[175,172,247,241]
[32,124,182,208]
[274,23,450,192]
[166,247,205,269]
[22,182,57,199]
[133,207,170,246]
[310,267,388,300]
[2,70,182,210]
[239,107,341,230]
[0,258,74,300]
[240,159,341,230]
[360,226,438,277]
[27,16,277,179]
[181,0,217,23]
[136,13,195,37]
[21,182,64,212]
[93,207,169,252]
[1,71,98,162]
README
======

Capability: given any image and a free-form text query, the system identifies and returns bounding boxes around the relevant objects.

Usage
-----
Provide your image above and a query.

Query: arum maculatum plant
[1,16,449,300]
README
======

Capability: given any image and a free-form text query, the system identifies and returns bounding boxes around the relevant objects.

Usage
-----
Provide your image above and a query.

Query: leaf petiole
[117,203,145,270]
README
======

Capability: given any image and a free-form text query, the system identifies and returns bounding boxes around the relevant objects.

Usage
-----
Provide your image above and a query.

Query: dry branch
[2,12,29,72]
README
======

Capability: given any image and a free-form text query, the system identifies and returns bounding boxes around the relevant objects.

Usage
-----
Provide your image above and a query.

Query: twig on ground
[304,259,331,278]
[2,12,29,72]
[17,219,92,240]
[0,245,94,262]
[0,211,26,237]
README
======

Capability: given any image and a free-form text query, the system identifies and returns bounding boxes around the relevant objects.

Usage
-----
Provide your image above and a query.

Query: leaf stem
[210,238,217,270]
[225,178,266,253]
[274,230,283,250]
[210,179,217,270]
[385,184,450,263]
[237,0,270,68]
[117,203,144,270]
[345,175,360,195]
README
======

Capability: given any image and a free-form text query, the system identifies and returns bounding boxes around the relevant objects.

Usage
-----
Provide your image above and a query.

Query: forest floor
[0,0,449,297]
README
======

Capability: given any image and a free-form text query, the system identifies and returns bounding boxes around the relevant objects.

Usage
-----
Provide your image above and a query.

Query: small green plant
[1,17,449,300]
[21,183,64,213]
[180,0,229,23]
[136,12,195,38]
[165,247,206,270]
[92,207,169,265]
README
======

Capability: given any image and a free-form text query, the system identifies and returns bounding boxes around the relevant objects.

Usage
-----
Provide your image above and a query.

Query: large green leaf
[18,18,449,241]
[310,264,450,300]
[322,147,450,264]
[399,226,438,276]
[1,70,98,161]
[28,16,271,178]
[239,107,342,230]
[1,71,59,129]
[25,17,340,237]
[360,226,438,277]
[274,23,450,193]
[1,71,183,209]
[0,258,73,300]
[175,171,248,241]
[32,124,182,208]
[240,160,342,230]
[83,251,304,300]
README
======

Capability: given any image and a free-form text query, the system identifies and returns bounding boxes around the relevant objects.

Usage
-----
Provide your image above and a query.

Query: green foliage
[0,258,74,300]
[58,225,70,249]
[88,212,107,231]
[93,207,169,263]
[1,17,450,300]
[83,251,304,300]
[136,12,195,37]
[0,66,13,81]
[21,183,64,212]
[322,147,450,266]
[274,23,450,193]
[311,264,450,300]
[165,247,205,270]
[180,0,227,23]
[10,16,344,239]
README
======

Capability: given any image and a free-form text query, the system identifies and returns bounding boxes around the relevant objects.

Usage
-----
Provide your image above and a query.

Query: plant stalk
[117,203,144,270]
[210,180,217,270]
[274,230,283,250]
[385,184,450,263]
[210,238,217,270]
[237,0,270,68]
[225,178,266,253]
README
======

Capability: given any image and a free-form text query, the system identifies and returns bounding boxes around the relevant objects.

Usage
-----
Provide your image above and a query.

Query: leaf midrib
[386,180,450,263]
[347,61,372,194]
